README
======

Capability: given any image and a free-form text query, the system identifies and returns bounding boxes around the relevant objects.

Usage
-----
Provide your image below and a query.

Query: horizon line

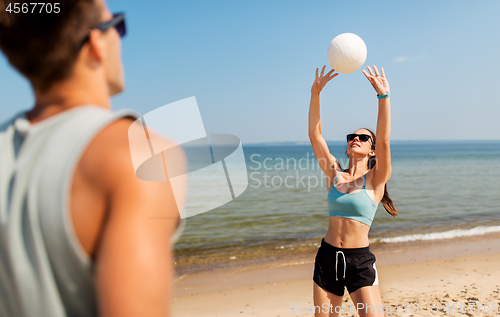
[243,139,500,146]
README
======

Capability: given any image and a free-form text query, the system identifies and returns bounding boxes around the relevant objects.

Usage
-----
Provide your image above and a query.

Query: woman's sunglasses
[346,133,373,144]
[77,13,126,50]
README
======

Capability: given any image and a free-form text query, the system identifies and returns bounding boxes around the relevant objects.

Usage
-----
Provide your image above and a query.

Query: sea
[173,140,500,273]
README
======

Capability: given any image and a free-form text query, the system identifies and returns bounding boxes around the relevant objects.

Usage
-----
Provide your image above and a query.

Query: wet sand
[172,233,500,316]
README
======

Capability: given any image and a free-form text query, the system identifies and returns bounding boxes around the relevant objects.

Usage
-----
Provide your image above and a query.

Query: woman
[308,65,398,317]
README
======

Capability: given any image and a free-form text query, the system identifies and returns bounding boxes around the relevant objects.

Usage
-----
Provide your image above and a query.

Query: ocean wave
[370,225,500,243]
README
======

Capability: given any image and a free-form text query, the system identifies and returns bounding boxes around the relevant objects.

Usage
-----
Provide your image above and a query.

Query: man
[0,1,184,316]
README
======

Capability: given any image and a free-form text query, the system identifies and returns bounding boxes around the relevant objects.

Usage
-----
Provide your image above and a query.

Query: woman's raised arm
[362,65,392,186]
[308,66,340,183]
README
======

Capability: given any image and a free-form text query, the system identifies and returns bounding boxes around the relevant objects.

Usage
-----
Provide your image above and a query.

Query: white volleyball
[326,33,367,74]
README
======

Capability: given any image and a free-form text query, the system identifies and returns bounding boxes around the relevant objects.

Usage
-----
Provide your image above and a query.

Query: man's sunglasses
[346,133,373,144]
[77,13,126,50]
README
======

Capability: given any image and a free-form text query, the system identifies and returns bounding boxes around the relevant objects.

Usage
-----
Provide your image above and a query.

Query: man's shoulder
[79,116,183,194]
[0,111,24,133]
[79,115,183,225]
[77,117,138,188]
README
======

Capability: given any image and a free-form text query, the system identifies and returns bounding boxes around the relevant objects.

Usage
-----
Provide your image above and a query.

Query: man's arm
[86,117,184,317]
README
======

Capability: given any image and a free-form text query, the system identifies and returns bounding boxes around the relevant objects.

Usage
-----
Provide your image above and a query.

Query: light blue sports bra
[327,169,379,226]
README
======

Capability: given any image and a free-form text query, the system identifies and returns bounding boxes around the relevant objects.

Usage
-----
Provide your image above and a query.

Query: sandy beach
[172,233,500,316]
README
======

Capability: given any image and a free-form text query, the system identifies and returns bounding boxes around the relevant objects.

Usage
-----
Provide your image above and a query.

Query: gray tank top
[0,105,140,317]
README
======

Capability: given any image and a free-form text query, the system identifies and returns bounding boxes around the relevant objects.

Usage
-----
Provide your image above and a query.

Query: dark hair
[346,127,398,217]
[0,0,102,92]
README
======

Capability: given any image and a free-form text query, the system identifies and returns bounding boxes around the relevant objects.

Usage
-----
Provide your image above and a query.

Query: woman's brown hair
[347,128,398,217]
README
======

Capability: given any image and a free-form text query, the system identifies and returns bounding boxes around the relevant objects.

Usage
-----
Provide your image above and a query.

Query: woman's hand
[362,65,390,95]
[311,65,338,95]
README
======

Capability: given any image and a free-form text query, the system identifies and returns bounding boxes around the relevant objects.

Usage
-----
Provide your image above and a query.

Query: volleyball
[326,33,367,74]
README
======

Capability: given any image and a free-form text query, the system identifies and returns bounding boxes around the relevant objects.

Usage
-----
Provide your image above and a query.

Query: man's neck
[28,77,111,124]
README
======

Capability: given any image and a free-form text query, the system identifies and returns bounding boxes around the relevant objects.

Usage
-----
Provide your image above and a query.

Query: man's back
[0,1,184,314]
[0,106,181,316]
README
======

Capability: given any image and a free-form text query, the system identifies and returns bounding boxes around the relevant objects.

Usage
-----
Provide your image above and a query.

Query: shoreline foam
[371,224,500,244]
[173,229,500,276]
[172,233,500,317]
[173,232,500,295]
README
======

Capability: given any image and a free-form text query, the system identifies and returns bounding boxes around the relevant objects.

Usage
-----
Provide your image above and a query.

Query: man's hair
[0,0,102,92]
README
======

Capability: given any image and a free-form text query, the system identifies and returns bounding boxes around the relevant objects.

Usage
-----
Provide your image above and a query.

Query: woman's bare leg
[349,285,385,317]
[313,281,343,317]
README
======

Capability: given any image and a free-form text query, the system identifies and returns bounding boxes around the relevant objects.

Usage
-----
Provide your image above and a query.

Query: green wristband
[377,93,390,99]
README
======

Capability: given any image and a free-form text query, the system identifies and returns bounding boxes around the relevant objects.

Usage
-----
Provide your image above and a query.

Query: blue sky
[1,0,499,143]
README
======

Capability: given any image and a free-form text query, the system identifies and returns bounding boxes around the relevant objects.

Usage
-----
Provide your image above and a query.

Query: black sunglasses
[77,13,126,50]
[346,133,373,144]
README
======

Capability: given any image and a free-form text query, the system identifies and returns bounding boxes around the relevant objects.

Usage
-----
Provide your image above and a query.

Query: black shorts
[313,238,378,297]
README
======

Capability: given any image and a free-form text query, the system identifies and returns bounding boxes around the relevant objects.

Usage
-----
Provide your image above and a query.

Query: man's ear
[86,30,107,67]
